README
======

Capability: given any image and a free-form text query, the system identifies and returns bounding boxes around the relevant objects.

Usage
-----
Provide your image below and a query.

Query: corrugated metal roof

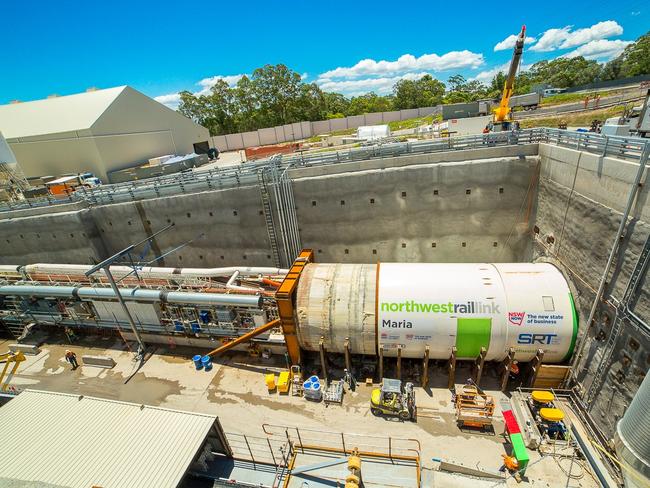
[0,389,218,488]
[0,87,126,140]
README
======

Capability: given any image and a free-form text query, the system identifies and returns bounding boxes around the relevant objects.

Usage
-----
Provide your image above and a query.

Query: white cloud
[471,63,532,83]
[196,74,245,94]
[530,20,623,52]
[471,63,511,83]
[318,50,484,80]
[563,39,632,60]
[631,11,641,16]
[317,72,433,97]
[301,72,309,80]
[530,27,572,52]
[154,74,245,108]
[154,93,182,109]
[494,34,537,51]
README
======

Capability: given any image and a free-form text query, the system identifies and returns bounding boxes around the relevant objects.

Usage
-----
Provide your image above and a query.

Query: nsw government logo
[508,312,525,326]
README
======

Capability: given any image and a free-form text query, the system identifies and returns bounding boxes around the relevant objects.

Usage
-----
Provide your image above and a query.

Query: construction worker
[509,360,520,381]
[65,350,79,370]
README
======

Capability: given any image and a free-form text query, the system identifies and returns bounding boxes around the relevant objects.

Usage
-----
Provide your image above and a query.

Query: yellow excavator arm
[494,25,526,123]
[0,351,26,392]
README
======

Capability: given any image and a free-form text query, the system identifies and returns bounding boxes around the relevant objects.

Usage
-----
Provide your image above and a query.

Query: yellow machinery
[346,448,362,488]
[277,370,290,394]
[370,378,416,421]
[0,350,26,392]
[455,380,495,430]
[265,373,276,392]
[492,25,527,131]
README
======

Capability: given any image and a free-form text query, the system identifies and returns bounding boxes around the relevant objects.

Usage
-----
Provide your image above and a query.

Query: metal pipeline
[18,264,289,281]
[0,285,262,308]
[226,270,261,292]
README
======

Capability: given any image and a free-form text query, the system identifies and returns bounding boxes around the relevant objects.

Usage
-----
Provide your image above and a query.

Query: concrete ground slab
[0,334,600,487]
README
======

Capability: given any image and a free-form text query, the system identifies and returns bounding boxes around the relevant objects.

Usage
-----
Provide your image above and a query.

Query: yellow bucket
[531,390,555,404]
[539,407,564,422]
[265,373,276,390]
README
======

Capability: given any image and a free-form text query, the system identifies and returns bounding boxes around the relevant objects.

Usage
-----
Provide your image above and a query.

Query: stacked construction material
[502,403,530,475]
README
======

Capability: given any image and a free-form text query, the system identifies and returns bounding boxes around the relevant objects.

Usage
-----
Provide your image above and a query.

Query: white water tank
[296,262,577,362]
[616,373,650,487]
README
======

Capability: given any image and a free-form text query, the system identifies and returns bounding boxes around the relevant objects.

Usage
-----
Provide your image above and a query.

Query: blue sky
[3,0,648,107]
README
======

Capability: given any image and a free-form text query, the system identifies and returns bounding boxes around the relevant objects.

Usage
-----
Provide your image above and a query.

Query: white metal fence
[210,106,441,151]
[2,128,648,212]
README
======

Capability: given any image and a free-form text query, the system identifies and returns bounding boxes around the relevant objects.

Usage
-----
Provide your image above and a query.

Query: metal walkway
[3,128,649,213]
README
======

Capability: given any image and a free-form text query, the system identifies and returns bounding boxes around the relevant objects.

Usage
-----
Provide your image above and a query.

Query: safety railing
[2,127,648,213]
[261,423,421,462]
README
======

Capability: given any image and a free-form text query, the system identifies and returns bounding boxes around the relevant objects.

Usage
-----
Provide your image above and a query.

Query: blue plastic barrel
[312,382,321,391]
[192,354,203,370]
[303,380,312,390]
[201,355,213,371]
[190,321,201,333]
[174,321,184,332]
[309,375,319,383]
[199,311,211,324]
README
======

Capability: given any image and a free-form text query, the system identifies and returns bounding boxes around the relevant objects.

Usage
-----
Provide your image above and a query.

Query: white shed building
[0,86,210,181]
[0,389,230,488]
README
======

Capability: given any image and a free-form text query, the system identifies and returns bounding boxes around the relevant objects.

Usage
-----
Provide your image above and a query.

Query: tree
[601,57,624,81]
[323,92,350,118]
[619,31,650,77]
[393,75,445,109]
[527,57,601,88]
[347,93,393,115]
[443,74,487,103]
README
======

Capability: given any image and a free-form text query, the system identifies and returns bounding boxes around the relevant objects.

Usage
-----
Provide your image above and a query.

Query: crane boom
[494,26,526,123]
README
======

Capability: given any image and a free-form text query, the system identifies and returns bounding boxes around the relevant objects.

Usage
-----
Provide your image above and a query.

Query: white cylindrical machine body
[295,262,577,362]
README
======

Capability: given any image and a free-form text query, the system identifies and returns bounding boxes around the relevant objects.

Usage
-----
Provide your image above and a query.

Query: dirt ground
[2,333,600,487]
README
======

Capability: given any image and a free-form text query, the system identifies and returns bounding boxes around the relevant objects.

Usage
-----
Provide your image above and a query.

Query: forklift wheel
[399,410,410,420]
[371,408,381,416]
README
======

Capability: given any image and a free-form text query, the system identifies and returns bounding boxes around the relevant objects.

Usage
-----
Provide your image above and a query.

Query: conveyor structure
[0,251,579,366]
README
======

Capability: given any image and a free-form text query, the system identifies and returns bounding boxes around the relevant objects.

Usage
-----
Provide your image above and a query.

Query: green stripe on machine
[455,318,491,358]
[562,292,579,362]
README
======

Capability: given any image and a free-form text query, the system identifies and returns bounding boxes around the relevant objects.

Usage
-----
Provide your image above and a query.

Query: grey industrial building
[0,86,210,181]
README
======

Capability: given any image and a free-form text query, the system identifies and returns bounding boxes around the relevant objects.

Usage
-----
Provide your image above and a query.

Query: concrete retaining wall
[0,146,537,267]
[209,106,440,151]
[535,143,650,437]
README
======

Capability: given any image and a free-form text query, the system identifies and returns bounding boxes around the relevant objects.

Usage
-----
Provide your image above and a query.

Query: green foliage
[177,31,650,136]
[442,75,488,103]
[387,114,440,131]
[347,93,394,115]
[393,75,445,109]
[619,31,650,77]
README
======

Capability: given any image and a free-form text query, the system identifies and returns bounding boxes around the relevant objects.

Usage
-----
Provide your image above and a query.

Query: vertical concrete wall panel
[225,133,244,150]
[346,115,365,129]
[329,118,348,132]
[364,113,383,125]
[258,127,277,146]
[241,131,260,148]
[311,120,331,134]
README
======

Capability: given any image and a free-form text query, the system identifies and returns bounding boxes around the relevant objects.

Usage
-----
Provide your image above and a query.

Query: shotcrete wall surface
[0,145,539,267]
[535,143,650,437]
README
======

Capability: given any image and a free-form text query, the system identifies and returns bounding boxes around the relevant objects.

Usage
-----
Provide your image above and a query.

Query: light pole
[85,245,146,356]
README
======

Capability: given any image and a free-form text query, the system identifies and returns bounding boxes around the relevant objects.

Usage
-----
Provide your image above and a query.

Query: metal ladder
[0,296,29,339]
[257,170,281,268]
[587,232,650,403]
[622,232,650,305]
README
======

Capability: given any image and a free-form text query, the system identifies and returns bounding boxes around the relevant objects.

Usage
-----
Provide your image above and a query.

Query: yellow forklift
[370,378,416,421]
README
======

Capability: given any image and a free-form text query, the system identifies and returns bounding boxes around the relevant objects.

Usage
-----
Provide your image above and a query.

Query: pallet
[533,365,570,389]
